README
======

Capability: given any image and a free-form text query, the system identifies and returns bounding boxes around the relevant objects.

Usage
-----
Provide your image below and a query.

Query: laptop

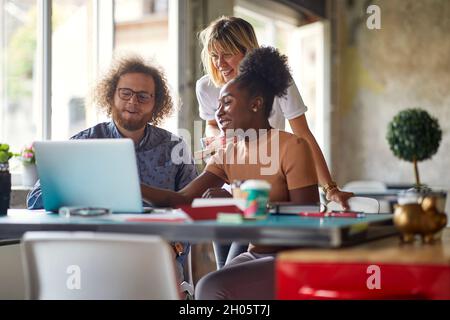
[34,139,144,213]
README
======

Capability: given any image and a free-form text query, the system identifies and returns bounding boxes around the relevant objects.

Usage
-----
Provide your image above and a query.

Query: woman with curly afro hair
[141,46,320,299]
[197,16,354,269]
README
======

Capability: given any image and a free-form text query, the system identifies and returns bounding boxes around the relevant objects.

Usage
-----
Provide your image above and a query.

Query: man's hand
[202,188,232,198]
[171,242,185,257]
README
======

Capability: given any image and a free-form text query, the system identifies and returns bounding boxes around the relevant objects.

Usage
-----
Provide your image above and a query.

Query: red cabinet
[276,262,450,299]
[276,229,450,300]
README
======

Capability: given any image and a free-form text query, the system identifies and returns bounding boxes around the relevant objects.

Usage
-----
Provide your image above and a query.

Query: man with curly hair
[26,56,197,283]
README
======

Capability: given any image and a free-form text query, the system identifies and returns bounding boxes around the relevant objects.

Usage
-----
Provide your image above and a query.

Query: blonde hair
[199,16,259,87]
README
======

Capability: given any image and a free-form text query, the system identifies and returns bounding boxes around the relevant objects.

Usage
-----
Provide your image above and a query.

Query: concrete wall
[331,0,449,190]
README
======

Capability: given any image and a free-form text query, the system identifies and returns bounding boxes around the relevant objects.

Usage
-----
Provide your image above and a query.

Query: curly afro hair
[93,56,173,126]
[235,46,292,117]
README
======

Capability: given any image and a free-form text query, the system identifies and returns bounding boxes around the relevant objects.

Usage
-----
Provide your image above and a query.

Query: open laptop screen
[34,139,143,213]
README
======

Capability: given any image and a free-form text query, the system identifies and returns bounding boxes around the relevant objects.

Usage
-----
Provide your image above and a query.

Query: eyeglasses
[117,88,154,104]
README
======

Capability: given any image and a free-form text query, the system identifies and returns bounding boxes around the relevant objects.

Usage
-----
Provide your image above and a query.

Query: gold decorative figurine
[394,195,447,244]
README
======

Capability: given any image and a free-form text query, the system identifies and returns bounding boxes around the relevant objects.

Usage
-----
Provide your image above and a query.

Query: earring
[252,107,257,112]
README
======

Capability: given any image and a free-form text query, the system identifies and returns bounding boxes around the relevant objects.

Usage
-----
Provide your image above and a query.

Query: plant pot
[0,168,11,216]
[22,163,38,187]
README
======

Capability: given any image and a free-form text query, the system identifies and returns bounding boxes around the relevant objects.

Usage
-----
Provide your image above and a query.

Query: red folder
[176,205,243,221]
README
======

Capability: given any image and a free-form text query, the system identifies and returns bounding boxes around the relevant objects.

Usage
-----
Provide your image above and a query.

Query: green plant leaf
[386,108,442,162]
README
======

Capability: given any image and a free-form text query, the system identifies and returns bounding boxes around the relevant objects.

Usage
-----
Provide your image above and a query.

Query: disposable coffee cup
[240,180,271,219]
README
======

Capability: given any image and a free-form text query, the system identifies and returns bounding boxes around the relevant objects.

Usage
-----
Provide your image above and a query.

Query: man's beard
[112,108,152,131]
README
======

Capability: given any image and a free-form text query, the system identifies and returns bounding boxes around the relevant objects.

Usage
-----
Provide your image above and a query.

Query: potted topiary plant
[386,108,442,189]
[0,143,14,216]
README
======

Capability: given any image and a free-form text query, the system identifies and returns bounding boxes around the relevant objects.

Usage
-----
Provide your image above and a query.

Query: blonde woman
[196,16,353,268]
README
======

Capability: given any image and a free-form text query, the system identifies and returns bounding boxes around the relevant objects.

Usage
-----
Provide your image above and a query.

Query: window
[52,0,96,139]
[114,0,177,133]
[1,0,39,151]
[287,21,331,163]
[1,0,113,145]
[1,0,113,184]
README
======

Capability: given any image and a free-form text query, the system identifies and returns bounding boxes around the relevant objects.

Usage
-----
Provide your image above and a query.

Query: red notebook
[176,205,243,221]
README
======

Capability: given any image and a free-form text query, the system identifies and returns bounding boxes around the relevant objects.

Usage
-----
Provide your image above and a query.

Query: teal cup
[240,180,271,219]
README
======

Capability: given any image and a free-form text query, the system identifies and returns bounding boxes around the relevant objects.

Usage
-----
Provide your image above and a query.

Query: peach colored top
[205,129,318,202]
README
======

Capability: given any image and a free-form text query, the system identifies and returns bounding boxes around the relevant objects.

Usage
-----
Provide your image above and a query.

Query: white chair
[0,240,25,299]
[342,180,390,213]
[325,196,380,214]
[21,232,181,300]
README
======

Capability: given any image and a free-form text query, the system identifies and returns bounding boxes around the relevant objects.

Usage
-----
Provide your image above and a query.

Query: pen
[331,210,366,218]
[298,212,325,218]
[299,212,366,218]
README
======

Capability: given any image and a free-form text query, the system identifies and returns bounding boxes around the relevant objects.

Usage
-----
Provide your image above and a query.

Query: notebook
[178,198,246,220]
[34,139,144,213]
[269,202,321,214]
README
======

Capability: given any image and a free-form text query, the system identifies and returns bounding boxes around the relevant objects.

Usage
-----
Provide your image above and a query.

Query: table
[276,228,450,299]
[0,209,396,248]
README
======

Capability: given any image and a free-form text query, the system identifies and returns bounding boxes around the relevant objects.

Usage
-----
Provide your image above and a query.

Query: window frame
[39,0,52,140]
[37,0,114,141]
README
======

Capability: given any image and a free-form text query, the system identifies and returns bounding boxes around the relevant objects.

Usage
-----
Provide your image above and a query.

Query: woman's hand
[205,120,221,137]
[202,188,232,198]
[326,188,354,210]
